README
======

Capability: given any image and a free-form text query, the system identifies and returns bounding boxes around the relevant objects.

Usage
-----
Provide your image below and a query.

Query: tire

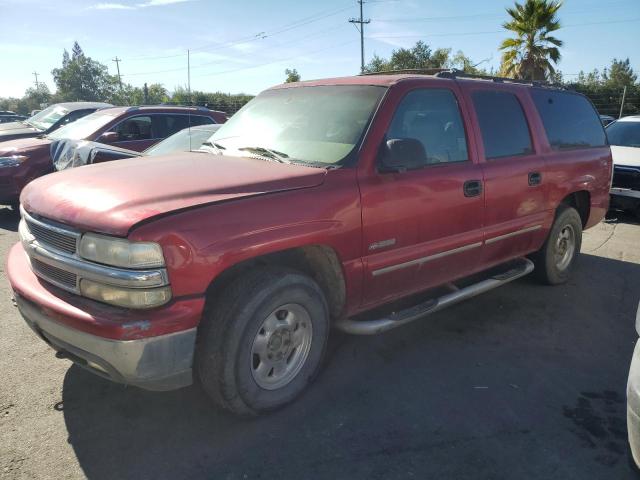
[531,205,583,285]
[195,266,329,416]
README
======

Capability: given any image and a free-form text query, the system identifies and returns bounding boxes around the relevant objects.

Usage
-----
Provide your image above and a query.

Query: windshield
[606,121,640,148]
[48,110,116,141]
[210,85,386,166]
[28,105,69,131]
[146,125,219,156]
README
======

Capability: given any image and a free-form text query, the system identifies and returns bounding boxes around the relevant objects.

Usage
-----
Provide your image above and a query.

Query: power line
[192,39,358,79]
[118,5,353,62]
[122,24,349,77]
[349,0,370,73]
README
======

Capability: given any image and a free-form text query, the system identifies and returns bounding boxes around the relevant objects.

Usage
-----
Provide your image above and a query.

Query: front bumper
[629,340,640,468]
[7,242,205,390]
[15,292,196,390]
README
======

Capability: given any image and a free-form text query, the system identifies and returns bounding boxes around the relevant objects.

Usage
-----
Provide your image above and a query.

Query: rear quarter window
[531,89,606,150]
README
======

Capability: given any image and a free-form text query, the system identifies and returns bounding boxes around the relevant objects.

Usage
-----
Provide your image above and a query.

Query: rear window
[472,90,533,159]
[531,89,606,150]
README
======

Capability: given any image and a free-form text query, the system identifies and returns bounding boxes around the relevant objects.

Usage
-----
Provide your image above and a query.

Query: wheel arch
[559,190,590,227]
[204,244,347,321]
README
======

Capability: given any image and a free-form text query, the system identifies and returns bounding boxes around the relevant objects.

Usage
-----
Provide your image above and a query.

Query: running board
[335,257,534,335]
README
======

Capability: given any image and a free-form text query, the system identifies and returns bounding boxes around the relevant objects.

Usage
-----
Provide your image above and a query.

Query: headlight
[0,155,27,167]
[79,233,165,269]
[80,279,171,309]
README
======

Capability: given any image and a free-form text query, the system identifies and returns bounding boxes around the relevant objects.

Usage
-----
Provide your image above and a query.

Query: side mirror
[99,131,119,144]
[379,138,427,173]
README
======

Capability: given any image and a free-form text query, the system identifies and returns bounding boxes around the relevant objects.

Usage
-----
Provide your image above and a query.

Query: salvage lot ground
[1,209,639,480]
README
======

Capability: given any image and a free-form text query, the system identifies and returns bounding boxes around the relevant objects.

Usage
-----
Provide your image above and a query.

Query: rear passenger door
[466,86,548,266]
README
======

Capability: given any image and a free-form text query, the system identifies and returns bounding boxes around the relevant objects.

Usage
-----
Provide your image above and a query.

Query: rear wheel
[195,267,329,416]
[531,205,583,285]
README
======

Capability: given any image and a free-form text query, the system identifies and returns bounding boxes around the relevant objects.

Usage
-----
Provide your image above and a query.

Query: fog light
[80,279,171,309]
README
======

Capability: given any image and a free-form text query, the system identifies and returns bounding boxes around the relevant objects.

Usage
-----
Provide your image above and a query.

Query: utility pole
[619,85,627,119]
[112,57,123,89]
[187,49,191,105]
[32,71,39,89]
[349,0,370,73]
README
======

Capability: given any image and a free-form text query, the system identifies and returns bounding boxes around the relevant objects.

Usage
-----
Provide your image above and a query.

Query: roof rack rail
[359,68,563,89]
[435,69,562,88]
[359,68,450,76]
[125,104,210,112]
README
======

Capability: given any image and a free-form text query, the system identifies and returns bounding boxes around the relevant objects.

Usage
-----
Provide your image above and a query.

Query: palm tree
[499,0,563,81]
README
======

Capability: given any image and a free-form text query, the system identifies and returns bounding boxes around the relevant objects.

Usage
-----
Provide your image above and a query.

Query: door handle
[528,172,542,186]
[463,179,483,197]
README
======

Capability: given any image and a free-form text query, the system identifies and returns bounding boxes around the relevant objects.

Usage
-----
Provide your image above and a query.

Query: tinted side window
[61,109,94,126]
[472,90,533,159]
[114,115,152,141]
[387,88,469,165]
[160,114,213,138]
[531,89,606,149]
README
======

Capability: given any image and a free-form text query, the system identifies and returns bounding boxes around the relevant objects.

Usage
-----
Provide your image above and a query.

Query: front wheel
[531,205,583,285]
[195,267,329,416]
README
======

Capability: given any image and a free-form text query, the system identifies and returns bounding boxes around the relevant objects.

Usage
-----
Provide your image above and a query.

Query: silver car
[629,301,640,468]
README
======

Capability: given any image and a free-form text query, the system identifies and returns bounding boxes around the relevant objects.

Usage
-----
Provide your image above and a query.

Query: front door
[358,85,485,309]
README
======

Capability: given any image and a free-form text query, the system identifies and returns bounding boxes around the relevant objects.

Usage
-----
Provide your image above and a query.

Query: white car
[629,301,640,469]
[607,115,640,217]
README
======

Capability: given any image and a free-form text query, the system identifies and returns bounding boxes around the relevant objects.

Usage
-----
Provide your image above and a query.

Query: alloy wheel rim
[250,303,313,390]
[554,224,575,271]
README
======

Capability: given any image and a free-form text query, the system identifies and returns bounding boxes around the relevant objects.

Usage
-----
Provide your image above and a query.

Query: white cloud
[92,2,135,9]
[90,0,193,10]
[138,0,192,6]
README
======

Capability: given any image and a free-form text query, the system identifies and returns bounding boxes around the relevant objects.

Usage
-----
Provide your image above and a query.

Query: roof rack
[125,105,210,112]
[360,68,563,89]
[360,68,450,76]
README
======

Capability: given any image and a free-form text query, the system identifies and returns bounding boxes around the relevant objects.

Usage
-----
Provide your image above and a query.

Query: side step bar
[335,257,534,335]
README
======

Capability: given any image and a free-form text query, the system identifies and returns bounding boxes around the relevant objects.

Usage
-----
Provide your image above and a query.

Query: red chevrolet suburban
[8,71,611,415]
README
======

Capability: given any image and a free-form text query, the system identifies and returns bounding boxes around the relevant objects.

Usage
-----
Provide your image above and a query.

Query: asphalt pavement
[1,207,639,480]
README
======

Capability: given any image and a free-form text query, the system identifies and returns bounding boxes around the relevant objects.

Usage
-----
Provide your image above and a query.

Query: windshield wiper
[238,146,291,163]
[200,141,226,154]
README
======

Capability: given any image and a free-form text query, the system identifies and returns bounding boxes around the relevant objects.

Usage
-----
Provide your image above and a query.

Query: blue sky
[0,0,638,98]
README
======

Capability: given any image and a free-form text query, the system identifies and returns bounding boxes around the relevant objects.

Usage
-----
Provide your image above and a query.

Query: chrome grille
[31,258,78,290]
[25,217,77,255]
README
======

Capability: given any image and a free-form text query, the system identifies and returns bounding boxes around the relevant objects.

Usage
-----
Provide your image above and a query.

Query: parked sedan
[600,114,616,126]
[0,102,112,143]
[628,302,640,470]
[607,116,640,217]
[53,123,221,170]
[0,115,28,124]
[0,106,221,207]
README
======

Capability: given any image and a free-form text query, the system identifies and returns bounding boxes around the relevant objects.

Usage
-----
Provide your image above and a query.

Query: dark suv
[0,105,223,206]
[0,102,112,143]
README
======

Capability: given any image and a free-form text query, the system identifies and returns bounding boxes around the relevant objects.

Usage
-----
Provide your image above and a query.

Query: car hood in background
[0,121,39,137]
[21,152,327,236]
[611,145,640,168]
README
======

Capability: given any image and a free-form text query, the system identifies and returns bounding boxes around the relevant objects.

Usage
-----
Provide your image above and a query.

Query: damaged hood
[21,152,327,236]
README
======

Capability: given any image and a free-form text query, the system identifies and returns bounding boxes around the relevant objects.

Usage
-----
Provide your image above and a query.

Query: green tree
[499,0,563,81]
[285,68,301,83]
[51,42,118,101]
[603,58,637,89]
[363,41,485,75]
